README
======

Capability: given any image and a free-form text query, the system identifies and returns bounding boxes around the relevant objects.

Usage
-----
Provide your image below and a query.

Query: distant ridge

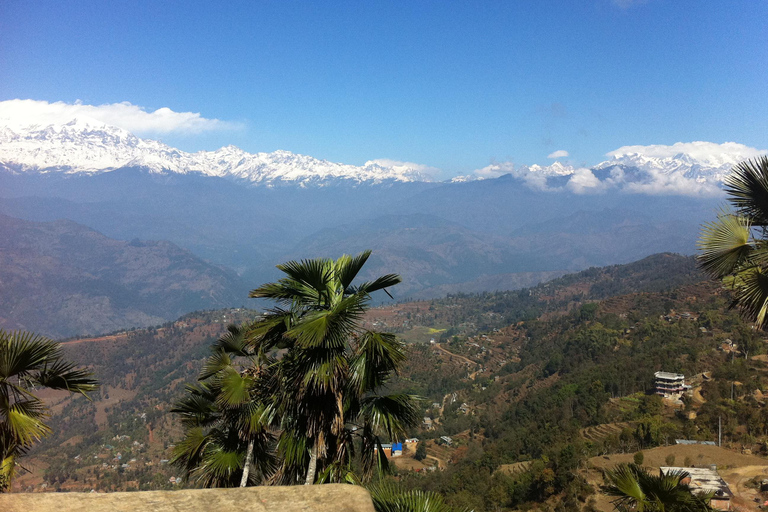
[0,214,247,338]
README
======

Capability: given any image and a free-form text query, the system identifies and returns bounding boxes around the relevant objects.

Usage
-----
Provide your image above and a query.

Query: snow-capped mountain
[454,141,765,195]
[0,118,431,185]
[0,116,764,194]
[594,141,764,184]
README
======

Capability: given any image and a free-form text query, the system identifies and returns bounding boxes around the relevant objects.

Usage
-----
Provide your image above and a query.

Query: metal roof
[660,467,732,497]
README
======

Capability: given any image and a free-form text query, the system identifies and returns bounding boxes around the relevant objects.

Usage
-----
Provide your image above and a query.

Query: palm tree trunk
[304,443,318,485]
[239,439,254,487]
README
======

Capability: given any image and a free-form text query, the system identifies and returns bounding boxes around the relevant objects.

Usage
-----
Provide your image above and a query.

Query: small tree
[414,441,427,462]
[633,451,644,465]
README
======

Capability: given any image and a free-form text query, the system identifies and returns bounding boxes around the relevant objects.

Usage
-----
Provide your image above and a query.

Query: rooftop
[655,371,685,380]
[660,467,732,497]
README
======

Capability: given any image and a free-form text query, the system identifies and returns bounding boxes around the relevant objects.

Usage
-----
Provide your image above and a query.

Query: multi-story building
[654,371,686,397]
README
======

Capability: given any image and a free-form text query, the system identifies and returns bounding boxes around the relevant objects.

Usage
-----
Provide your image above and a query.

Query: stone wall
[0,484,375,512]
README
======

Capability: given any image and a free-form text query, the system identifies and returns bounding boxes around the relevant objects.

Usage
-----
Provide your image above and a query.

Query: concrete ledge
[0,484,376,512]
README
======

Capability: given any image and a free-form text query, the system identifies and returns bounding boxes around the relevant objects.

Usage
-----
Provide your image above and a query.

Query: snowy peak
[1,115,766,195]
[0,120,430,184]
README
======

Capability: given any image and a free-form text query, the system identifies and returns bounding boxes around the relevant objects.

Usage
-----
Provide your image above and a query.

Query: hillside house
[660,466,732,510]
[422,417,434,430]
[373,443,402,457]
[654,371,688,398]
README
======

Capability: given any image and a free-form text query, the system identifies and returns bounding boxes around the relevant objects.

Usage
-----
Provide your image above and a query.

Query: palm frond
[171,383,219,427]
[731,265,768,327]
[33,360,98,396]
[350,274,402,298]
[368,482,465,512]
[360,394,421,440]
[7,399,51,446]
[335,250,372,291]
[0,330,61,380]
[724,156,768,226]
[697,210,753,279]
[211,325,252,357]
[286,293,368,349]
[215,367,254,408]
[350,331,407,394]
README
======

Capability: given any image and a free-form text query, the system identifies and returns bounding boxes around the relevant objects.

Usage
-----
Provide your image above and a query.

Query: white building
[654,371,686,398]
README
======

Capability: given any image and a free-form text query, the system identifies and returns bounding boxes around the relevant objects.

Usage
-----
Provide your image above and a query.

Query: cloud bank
[606,141,766,165]
[547,150,569,159]
[0,99,240,135]
[470,141,767,197]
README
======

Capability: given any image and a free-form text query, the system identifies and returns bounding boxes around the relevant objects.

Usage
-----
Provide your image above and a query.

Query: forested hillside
[14,253,768,510]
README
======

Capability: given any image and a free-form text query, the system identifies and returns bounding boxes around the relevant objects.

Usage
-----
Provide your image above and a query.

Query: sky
[1,0,766,178]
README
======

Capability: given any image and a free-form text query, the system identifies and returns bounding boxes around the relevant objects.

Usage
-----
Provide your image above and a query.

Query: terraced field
[581,422,633,442]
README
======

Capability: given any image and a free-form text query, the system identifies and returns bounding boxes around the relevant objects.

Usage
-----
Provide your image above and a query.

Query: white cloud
[365,158,441,178]
[606,141,766,165]
[0,99,240,135]
[547,150,569,159]
[466,140,764,197]
[470,161,552,190]
[472,161,515,180]
[567,168,605,194]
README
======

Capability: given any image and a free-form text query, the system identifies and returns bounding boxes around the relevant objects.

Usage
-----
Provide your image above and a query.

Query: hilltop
[0,214,248,338]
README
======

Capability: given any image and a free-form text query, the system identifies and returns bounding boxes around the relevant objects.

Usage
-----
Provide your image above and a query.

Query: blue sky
[1,0,766,177]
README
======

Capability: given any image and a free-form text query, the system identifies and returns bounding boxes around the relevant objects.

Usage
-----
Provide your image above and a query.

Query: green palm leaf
[731,265,768,327]
[368,482,466,512]
[360,394,420,440]
[7,400,50,446]
[724,156,768,226]
[335,250,373,291]
[697,210,753,279]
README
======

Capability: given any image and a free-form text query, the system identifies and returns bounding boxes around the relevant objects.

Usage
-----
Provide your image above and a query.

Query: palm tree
[698,156,768,327]
[171,325,276,487]
[172,250,419,487]
[249,250,418,485]
[0,330,98,491]
[601,464,714,511]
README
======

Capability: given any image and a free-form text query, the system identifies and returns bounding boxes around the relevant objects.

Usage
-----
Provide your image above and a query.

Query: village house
[654,371,688,398]
[660,466,732,510]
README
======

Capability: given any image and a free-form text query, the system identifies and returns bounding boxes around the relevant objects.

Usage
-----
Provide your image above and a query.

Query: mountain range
[0,117,752,336]
[0,117,762,192]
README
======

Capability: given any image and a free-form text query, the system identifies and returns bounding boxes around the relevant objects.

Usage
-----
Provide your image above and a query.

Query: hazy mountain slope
[0,214,248,338]
[286,214,702,299]
[0,118,725,299]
